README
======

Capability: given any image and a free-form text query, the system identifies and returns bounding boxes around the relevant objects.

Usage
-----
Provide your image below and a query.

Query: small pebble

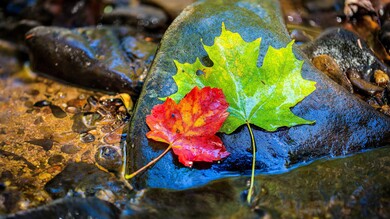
[374,70,389,87]
[24,101,34,108]
[26,138,53,151]
[65,106,79,114]
[61,144,80,154]
[48,155,65,165]
[49,104,67,118]
[80,133,95,143]
[26,89,39,96]
[34,116,44,125]
[33,100,52,107]
[87,96,98,107]
[95,145,122,172]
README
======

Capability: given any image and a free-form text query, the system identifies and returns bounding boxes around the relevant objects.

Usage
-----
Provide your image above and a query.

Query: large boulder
[126,0,390,189]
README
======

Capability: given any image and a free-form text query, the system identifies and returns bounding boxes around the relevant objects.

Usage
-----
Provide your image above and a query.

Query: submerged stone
[124,146,390,218]
[126,0,390,189]
[45,162,131,204]
[25,26,157,96]
[4,197,121,219]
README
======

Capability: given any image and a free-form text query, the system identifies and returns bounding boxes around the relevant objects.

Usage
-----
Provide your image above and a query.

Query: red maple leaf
[146,86,230,167]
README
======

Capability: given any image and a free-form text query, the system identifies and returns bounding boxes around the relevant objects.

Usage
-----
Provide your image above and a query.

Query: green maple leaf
[166,23,316,134]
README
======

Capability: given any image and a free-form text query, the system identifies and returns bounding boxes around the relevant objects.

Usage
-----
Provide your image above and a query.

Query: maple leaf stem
[246,122,256,204]
[125,144,173,179]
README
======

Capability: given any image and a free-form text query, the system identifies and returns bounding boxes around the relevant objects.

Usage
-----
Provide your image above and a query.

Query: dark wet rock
[87,96,98,107]
[4,197,121,219]
[303,28,389,82]
[26,138,53,151]
[101,5,168,31]
[2,0,104,28]
[60,144,80,154]
[141,0,196,19]
[49,105,67,118]
[25,26,156,95]
[47,154,64,165]
[126,0,390,189]
[33,100,51,107]
[121,36,157,60]
[80,133,95,143]
[33,116,43,125]
[124,146,390,218]
[95,145,122,172]
[71,113,101,133]
[0,149,36,170]
[311,54,353,92]
[121,36,156,83]
[44,162,131,203]
[347,69,385,95]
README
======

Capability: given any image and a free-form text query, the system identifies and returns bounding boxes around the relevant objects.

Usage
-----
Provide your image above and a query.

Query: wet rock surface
[125,146,390,218]
[303,27,389,82]
[304,28,390,115]
[45,162,131,205]
[5,197,121,219]
[25,26,157,95]
[127,0,390,189]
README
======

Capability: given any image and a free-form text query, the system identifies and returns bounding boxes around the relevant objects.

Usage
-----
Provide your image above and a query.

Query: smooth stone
[26,138,53,151]
[47,154,64,165]
[44,162,131,203]
[126,0,390,189]
[25,26,155,95]
[95,145,122,172]
[49,105,67,118]
[60,144,80,154]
